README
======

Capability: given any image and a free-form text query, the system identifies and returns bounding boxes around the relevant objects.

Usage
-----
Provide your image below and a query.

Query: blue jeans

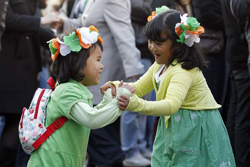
[39,66,50,89]
[248,64,250,76]
[120,59,154,158]
[0,116,5,139]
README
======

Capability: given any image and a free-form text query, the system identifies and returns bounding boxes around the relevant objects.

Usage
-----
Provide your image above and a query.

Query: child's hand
[100,82,116,97]
[119,80,135,94]
[118,95,130,110]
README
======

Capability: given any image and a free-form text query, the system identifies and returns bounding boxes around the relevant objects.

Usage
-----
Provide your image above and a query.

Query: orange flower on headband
[147,11,156,22]
[49,38,60,61]
[89,25,98,32]
[147,6,169,22]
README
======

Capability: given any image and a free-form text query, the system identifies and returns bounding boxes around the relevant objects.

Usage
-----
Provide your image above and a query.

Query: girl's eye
[156,42,162,45]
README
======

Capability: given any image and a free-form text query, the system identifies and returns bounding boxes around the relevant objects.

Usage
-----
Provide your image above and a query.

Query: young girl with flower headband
[101,7,236,166]
[27,26,133,167]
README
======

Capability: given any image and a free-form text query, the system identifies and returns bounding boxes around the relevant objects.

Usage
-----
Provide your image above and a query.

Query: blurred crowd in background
[0,0,250,167]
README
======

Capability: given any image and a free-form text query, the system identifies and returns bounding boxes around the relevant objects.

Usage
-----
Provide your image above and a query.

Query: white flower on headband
[184,33,200,47]
[57,38,71,56]
[180,13,188,25]
[77,27,99,45]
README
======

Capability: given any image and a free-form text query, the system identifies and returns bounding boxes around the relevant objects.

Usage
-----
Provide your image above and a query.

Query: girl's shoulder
[169,61,201,77]
[54,80,93,100]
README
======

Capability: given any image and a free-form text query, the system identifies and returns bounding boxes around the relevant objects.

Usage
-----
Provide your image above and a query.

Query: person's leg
[87,122,125,167]
[202,52,226,104]
[233,69,250,167]
[0,114,20,167]
[39,65,50,89]
[0,116,5,139]
[225,72,236,150]
[120,111,140,158]
[248,64,250,76]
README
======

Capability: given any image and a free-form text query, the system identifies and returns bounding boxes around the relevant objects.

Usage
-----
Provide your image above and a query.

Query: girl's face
[148,33,173,67]
[81,45,104,86]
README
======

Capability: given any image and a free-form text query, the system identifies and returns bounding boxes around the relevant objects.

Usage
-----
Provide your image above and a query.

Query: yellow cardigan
[114,60,221,127]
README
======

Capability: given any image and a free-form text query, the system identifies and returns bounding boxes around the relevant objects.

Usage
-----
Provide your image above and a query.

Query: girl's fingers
[121,84,135,94]
[119,80,124,87]
[118,101,126,110]
[100,83,116,96]
[118,95,130,110]
[111,86,116,97]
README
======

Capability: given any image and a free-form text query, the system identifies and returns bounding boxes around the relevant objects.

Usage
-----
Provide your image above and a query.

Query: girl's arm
[104,63,156,98]
[122,72,193,116]
[69,88,132,129]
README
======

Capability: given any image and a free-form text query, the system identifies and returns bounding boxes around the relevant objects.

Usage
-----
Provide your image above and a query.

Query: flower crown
[175,13,204,47]
[147,6,169,22]
[48,25,103,61]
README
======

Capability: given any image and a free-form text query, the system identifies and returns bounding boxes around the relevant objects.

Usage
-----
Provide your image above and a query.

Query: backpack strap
[47,77,56,90]
[32,116,68,150]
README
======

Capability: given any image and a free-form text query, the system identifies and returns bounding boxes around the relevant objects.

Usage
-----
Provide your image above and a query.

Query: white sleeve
[70,88,131,129]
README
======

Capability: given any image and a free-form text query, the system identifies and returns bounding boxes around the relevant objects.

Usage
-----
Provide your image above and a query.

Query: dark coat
[0,0,9,51]
[220,0,248,70]
[0,0,54,114]
[231,0,250,65]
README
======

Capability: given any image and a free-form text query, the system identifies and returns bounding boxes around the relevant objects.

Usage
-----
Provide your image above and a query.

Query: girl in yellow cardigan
[101,8,235,167]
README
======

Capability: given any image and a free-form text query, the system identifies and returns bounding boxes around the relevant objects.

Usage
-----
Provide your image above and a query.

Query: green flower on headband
[49,42,58,55]
[155,6,169,15]
[187,17,200,31]
[63,32,81,52]
[177,24,187,44]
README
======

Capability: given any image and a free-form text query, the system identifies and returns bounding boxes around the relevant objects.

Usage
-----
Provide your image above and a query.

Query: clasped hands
[41,12,62,29]
[100,80,135,110]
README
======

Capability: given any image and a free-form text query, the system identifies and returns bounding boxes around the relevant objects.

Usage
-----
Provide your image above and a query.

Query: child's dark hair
[144,9,208,70]
[50,33,103,84]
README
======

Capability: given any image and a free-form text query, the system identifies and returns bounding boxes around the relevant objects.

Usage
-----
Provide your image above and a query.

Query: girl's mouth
[154,54,161,58]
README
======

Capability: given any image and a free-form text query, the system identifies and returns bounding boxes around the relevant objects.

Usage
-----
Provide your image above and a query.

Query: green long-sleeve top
[114,60,221,127]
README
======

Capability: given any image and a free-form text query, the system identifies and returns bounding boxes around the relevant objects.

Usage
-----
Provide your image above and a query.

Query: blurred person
[231,0,250,75]
[0,0,9,51]
[58,0,87,33]
[80,0,144,166]
[225,1,250,166]
[120,0,153,166]
[0,0,60,166]
[0,0,8,141]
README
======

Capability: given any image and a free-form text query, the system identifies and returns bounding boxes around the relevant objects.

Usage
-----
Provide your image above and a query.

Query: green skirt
[152,109,236,167]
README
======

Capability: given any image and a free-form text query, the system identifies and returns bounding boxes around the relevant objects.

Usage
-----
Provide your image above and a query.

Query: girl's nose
[101,63,104,69]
